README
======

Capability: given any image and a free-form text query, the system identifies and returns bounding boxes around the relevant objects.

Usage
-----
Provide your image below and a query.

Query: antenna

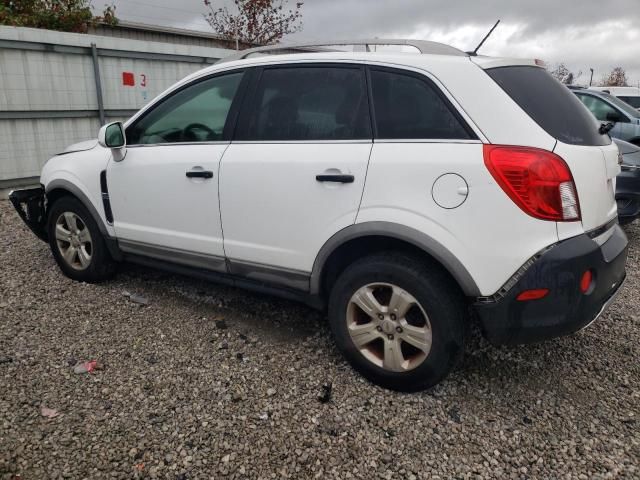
[469,20,500,56]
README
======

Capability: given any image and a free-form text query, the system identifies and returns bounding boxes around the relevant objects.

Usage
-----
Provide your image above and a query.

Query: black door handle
[316,174,354,183]
[186,170,213,179]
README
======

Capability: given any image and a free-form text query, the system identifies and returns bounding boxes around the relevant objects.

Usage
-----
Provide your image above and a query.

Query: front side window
[127,72,243,145]
[239,66,371,141]
[369,69,474,140]
[576,94,627,123]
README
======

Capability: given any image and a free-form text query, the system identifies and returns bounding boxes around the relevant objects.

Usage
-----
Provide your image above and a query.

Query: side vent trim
[99,170,114,224]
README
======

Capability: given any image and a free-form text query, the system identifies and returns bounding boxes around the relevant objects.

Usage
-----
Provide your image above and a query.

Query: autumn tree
[0,0,117,33]
[549,63,581,85]
[203,0,303,46]
[600,67,629,87]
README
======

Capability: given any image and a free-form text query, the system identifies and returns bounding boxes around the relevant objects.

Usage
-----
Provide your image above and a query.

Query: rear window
[487,66,610,146]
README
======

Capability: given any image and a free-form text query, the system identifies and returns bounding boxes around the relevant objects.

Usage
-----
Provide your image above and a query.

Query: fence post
[90,43,106,125]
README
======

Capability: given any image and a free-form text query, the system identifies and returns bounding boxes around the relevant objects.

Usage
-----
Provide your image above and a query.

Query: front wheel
[328,252,466,391]
[47,196,116,283]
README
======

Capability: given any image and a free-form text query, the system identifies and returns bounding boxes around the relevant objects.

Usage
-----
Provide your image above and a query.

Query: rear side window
[238,66,371,141]
[619,96,640,109]
[487,66,610,146]
[370,69,475,140]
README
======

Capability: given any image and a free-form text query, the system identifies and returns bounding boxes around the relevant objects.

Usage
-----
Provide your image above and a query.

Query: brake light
[484,145,581,222]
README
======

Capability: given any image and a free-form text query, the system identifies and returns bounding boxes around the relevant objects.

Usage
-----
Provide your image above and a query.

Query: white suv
[10,40,628,391]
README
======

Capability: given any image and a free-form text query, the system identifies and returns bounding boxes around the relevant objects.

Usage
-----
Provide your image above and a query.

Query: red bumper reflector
[516,289,550,301]
[580,270,593,293]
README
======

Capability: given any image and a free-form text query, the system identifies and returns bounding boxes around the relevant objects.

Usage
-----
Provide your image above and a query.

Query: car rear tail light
[484,145,581,222]
[516,288,549,301]
[580,270,593,293]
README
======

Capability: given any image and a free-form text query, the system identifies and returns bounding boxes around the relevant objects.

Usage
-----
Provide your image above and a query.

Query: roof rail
[217,39,467,63]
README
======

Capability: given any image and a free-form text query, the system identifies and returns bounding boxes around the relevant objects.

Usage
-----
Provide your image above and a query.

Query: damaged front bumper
[8,186,48,241]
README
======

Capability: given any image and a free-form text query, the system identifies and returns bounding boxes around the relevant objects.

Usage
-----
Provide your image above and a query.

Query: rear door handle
[315,174,354,183]
[186,170,213,179]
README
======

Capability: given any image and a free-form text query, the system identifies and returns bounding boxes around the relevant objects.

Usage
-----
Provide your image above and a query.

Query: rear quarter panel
[357,143,560,296]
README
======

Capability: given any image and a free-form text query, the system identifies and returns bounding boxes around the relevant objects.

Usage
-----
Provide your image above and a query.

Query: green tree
[203,0,303,46]
[0,0,117,34]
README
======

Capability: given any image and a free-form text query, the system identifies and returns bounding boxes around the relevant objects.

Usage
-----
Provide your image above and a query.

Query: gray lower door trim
[119,239,227,273]
[227,258,310,292]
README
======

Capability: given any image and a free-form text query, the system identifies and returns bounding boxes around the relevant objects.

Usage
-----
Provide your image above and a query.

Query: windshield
[600,92,640,118]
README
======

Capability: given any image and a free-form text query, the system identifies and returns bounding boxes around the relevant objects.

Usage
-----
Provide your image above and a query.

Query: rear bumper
[475,225,628,345]
[8,186,48,241]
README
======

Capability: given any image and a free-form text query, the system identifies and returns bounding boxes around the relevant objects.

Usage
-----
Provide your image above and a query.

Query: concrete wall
[0,25,234,186]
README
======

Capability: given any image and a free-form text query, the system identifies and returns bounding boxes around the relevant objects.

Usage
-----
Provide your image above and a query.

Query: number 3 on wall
[140,74,147,87]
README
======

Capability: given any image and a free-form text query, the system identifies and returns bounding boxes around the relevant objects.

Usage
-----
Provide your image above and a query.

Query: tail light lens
[484,145,581,222]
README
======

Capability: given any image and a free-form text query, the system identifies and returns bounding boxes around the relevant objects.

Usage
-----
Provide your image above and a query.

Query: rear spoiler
[470,56,544,70]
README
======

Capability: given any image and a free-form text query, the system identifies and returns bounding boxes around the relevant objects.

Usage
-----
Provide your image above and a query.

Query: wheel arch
[45,180,122,261]
[310,222,481,299]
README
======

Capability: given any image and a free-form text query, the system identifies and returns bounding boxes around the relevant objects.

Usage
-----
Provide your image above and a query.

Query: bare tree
[600,67,629,87]
[203,0,303,47]
[549,63,581,85]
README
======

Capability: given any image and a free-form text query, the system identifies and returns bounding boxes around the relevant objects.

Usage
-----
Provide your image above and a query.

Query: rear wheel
[328,252,466,391]
[47,196,116,282]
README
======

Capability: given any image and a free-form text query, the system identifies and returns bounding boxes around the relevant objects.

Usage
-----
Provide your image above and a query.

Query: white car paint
[38,47,619,298]
[219,142,372,272]
[107,143,229,257]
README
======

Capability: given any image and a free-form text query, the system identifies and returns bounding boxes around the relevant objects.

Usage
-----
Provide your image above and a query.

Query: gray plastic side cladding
[310,222,481,297]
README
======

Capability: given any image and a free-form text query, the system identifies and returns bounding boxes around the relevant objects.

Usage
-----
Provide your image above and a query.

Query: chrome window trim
[231,139,373,145]
[127,141,231,148]
[373,139,482,144]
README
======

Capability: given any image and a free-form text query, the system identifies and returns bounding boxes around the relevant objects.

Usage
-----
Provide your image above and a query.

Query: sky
[105,0,640,86]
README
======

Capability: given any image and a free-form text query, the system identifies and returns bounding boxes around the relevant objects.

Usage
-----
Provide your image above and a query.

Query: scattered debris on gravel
[1,200,639,479]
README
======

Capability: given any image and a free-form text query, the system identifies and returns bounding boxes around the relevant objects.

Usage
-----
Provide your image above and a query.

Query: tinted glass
[487,66,610,146]
[619,96,640,109]
[241,67,371,141]
[575,93,625,122]
[370,69,474,139]
[127,72,243,145]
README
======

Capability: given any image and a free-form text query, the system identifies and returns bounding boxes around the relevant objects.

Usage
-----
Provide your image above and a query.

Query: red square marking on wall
[122,72,135,86]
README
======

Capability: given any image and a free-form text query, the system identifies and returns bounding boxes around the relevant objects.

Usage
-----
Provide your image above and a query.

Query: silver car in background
[572,87,640,146]
[589,86,640,110]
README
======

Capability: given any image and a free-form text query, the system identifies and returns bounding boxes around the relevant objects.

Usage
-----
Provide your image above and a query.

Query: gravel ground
[0,199,639,480]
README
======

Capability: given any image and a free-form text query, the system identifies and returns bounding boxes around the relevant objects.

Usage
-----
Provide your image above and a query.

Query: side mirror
[606,111,622,123]
[98,122,126,161]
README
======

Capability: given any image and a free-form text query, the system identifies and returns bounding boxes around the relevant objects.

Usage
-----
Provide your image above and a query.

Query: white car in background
[10,39,628,391]
[590,86,640,110]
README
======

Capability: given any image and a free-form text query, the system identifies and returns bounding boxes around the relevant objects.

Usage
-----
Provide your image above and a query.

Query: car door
[107,70,245,271]
[219,64,373,288]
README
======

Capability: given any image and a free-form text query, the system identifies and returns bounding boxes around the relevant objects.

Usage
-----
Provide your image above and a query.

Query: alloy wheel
[346,283,432,372]
[54,212,93,271]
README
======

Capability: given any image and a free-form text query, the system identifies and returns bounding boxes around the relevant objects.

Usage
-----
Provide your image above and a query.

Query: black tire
[328,252,466,392]
[47,196,116,283]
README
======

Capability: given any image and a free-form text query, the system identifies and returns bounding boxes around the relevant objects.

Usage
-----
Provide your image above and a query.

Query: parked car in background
[590,86,640,110]
[614,138,640,224]
[571,87,640,146]
[9,40,628,391]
